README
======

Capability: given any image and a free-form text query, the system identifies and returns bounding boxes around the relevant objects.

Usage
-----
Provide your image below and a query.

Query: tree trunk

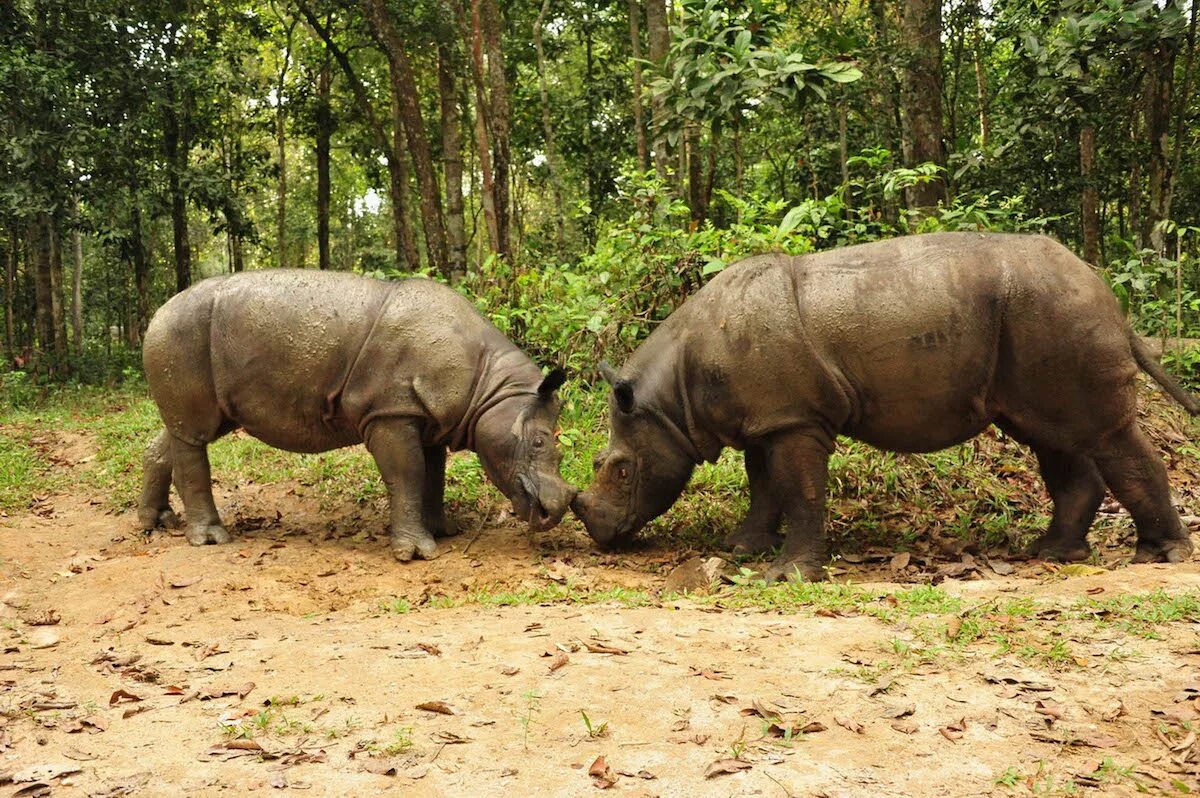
[301,3,410,268]
[645,0,669,178]
[71,196,83,352]
[1080,123,1100,264]
[481,0,511,262]
[898,0,946,215]
[129,182,149,343]
[361,0,449,277]
[438,42,467,279]
[1145,43,1176,253]
[973,20,990,148]
[687,123,703,224]
[389,96,421,270]
[463,0,499,255]
[276,17,297,269]
[534,0,566,249]
[48,219,66,363]
[31,216,54,367]
[628,0,649,172]
[164,86,192,293]
[4,229,15,360]
[316,57,332,270]
[1165,0,1198,236]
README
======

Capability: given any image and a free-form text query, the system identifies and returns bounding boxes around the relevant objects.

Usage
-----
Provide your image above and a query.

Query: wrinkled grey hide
[138,270,576,561]
[573,233,1197,580]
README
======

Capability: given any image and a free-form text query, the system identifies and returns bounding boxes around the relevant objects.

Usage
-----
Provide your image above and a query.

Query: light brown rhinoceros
[139,269,576,561]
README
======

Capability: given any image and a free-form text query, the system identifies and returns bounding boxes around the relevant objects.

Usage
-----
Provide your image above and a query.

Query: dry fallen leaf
[108,689,141,706]
[169,576,204,589]
[835,716,865,734]
[548,652,569,673]
[704,758,752,779]
[1035,700,1064,722]
[588,755,618,789]
[415,700,456,716]
[583,640,629,655]
[890,719,918,734]
[890,552,911,571]
[362,760,397,776]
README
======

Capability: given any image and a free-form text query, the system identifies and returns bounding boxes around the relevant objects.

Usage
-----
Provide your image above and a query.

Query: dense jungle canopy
[1,0,1198,385]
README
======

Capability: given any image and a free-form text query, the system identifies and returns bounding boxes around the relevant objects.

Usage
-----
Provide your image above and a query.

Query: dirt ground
[3,430,1200,797]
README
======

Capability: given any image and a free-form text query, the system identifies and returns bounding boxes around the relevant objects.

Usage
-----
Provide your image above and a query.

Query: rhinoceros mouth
[516,474,555,531]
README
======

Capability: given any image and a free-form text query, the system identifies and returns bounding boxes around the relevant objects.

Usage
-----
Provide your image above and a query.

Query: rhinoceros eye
[533,436,546,449]
[617,465,630,481]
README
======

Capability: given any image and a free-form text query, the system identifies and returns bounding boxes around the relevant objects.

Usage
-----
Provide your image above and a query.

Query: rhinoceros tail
[1129,331,1200,416]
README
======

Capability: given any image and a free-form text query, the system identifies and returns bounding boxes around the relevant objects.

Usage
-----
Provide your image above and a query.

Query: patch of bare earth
[2,430,1200,796]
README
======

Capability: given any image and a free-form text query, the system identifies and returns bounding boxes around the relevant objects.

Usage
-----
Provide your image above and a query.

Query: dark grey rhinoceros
[138,269,576,561]
[572,232,1198,580]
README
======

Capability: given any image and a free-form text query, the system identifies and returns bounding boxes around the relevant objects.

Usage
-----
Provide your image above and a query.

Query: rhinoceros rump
[138,269,576,561]
[573,233,1197,580]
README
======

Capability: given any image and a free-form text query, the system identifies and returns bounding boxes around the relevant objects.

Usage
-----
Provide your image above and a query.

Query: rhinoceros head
[571,362,696,548]
[474,367,577,532]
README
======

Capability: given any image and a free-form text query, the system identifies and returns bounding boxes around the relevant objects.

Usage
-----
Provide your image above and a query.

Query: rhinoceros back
[144,270,497,453]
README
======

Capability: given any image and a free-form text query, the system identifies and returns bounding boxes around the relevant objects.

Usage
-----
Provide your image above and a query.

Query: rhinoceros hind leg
[171,437,230,546]
[760,434,830,582]
[138,429,179,530]
[1092,423,1194,563]
[724,446,782,554]
[1025,447,1104,562]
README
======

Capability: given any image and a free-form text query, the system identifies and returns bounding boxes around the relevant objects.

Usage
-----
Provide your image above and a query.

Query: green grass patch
[0,432,55,511]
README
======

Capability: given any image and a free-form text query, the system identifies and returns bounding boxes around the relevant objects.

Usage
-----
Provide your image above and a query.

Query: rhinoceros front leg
[171,437,231,545]
[1025,447,1104,562]
[724,446,782,554]
[761,433,830,583]
[422,445,458,539]
[138,429,180,531]
[365,419,439,561]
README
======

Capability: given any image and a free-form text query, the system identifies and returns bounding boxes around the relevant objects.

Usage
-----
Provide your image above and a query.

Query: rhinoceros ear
[598,360,618,385]
[538,367,567,398]
[613,380,635,414]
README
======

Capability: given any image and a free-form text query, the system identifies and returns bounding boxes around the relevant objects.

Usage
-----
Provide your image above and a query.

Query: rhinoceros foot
[1026,534,1092,563]
[723,525,782,556]
[1133,535,1194,564]
[186,523,231,546]
[762,556,826,583]
[139,506,180,531]
[392,529,440,562]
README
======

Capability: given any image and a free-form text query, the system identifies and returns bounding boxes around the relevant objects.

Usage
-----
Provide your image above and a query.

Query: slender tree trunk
[481,0,511,261]
[164,85,192,293]
[1129,84,1145,248]
[973,20,990,148]
[1145,44,1176,253]
[129,181,148,343]
[316,57,332,270]
[48,219,66,362]
[838,103,849,189]
[71,196,83,352]
[687,123,703,224]
[361,0,449,276]
[390,94,421,270]
[645,0,669,178]
[534,0,566,249]
[301,3,411,269]
[438,43,467,279]
[898,0,946,215]
[1165,0,1198,232]
[1080,123,1100,264]
[868,0,901,224]
[31,216,53,367]
[276,18,297,269]
[4,229,15,360]
[463,0,499,255]
[628,0,649,172]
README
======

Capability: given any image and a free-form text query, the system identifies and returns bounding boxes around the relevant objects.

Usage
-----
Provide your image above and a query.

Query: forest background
[2,0,1198,393]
